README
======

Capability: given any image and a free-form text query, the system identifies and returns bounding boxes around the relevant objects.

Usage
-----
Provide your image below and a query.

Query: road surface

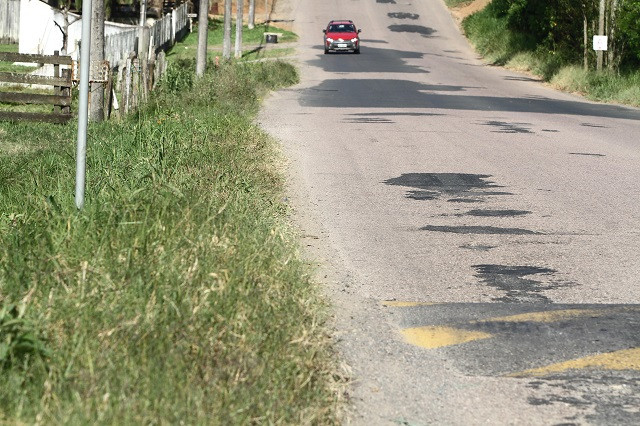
[259,0,640,423]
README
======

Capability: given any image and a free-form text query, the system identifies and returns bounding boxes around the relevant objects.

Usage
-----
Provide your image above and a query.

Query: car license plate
[338,43,347,48]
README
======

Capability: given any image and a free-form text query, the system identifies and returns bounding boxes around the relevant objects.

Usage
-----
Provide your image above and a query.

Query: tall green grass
[0,59,339,424]
[462,4,640,106]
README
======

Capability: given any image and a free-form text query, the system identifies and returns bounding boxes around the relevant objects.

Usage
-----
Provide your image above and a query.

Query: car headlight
[351,38,358,43]
[326,38,334,43]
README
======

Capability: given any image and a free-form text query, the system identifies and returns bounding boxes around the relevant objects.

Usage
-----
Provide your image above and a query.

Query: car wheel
[324,48,329,54]
[354,48,360,54]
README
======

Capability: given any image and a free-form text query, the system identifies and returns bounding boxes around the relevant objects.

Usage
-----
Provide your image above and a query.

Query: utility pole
[223,0,232,59]
[235,0,243,58]
[264,0,268,23]
[89,0,104,122]
[597,0,605,71]
[196,0,209,76]
[248,0,255,29]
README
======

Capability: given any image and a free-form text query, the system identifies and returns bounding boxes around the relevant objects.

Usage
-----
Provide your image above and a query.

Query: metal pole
[139,0,146,26]
[264,0,267,23]
[75,0,93,209]
[597,0,605,71]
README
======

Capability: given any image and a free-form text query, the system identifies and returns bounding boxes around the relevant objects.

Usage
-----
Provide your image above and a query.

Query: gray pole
[75,0,93,209]
[248,0,255,29]
[264,0,268,23]
[196,0,209,76]
[223,0,232,59]
[597,0,605,71]
[234,0,243,58]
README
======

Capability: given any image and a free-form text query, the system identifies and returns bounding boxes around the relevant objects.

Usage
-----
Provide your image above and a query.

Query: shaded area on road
[308,46,427,73]
[301,79,640,121]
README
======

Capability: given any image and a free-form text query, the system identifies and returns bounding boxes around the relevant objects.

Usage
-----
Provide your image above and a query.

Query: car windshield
[329,24,355,33]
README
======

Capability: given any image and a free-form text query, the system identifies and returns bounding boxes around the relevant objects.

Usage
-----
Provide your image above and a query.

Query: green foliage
[0,301,49,368]
[618,1,640,65]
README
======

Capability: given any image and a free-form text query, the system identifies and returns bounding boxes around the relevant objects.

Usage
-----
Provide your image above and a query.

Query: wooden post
[124,53,134,114]
[61,69,71,116]
[104,68,113,119]
[53,50,61,114]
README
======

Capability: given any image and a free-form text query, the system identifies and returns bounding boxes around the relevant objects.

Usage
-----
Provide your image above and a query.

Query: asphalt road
[259,0,640,424]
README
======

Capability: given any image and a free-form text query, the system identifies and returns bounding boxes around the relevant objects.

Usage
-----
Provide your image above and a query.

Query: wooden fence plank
[0,52,73,65]
[0,72,72,87]
[0,92,71,106]
[0,111,72,124]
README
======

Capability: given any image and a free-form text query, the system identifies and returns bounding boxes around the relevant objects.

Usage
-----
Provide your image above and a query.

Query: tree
[235,0,243,58]
[196,0,209,76]
[223,0,232,59]
[89,0,105,122]
[248,0,255,29]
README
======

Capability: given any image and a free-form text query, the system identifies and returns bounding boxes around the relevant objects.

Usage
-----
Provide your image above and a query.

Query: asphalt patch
[465,209,531,217]
[473,264,565,303]
[343,117,394,124]
[581,123,609,128]
[569,152,606,157]
[482,120,533,134]
[388,12,419,19]
[388,24,437,37]
[422,225,539,235]
[460,243,496,251]
[383,302,640,423]
[384,173,511,202]
[527,373,640,424]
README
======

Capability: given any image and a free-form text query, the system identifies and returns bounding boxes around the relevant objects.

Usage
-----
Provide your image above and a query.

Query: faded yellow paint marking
[510,348,640,377]
[401,326,492,349]
[476,309,604,324]
[381,301,437,307]
[477,306,640,324]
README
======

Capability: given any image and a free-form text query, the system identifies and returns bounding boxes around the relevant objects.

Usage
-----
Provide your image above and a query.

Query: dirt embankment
[449,0,491,23]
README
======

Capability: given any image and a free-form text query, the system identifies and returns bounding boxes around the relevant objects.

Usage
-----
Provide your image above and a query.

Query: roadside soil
[449,0,491,22]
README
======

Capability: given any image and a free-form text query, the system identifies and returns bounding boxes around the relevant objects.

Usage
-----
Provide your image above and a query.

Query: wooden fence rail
[0,51,72,124]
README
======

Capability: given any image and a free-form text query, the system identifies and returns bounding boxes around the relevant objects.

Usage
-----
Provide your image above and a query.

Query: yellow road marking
[475,306,640,324]
[510,348,640,377]
[475,309,605,324]
[381,301,438,307]
[401,326,492,349]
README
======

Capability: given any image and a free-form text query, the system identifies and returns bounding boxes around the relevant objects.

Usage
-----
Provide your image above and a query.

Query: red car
[323,20,361,54]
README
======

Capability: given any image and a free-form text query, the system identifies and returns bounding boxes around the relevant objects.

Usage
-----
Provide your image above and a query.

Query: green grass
[0,43,37,73]
[461,5,640,106]
[0,59,340,424]
[182,19,297,48]
[444,0,474,7]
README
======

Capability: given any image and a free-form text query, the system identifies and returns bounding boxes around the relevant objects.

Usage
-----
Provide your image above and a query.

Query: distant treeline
[486,0,640,70]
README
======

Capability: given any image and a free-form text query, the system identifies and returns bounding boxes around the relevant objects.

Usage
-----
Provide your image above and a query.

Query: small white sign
[593,35,608,51]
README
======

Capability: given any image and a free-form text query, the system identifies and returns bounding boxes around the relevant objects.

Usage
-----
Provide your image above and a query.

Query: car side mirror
[323,29,326,33]
[358,29,362,33]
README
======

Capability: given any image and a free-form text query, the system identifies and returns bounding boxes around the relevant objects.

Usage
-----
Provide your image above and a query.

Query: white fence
[0,0,20,43]
[17,0,190,68]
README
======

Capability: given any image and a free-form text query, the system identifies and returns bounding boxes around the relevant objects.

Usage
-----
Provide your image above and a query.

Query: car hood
[325,32,358,40]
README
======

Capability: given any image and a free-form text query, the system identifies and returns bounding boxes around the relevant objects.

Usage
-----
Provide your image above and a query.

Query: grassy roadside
[168,22,296,62]
[460,2,640,107]
[0,56,339,423]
